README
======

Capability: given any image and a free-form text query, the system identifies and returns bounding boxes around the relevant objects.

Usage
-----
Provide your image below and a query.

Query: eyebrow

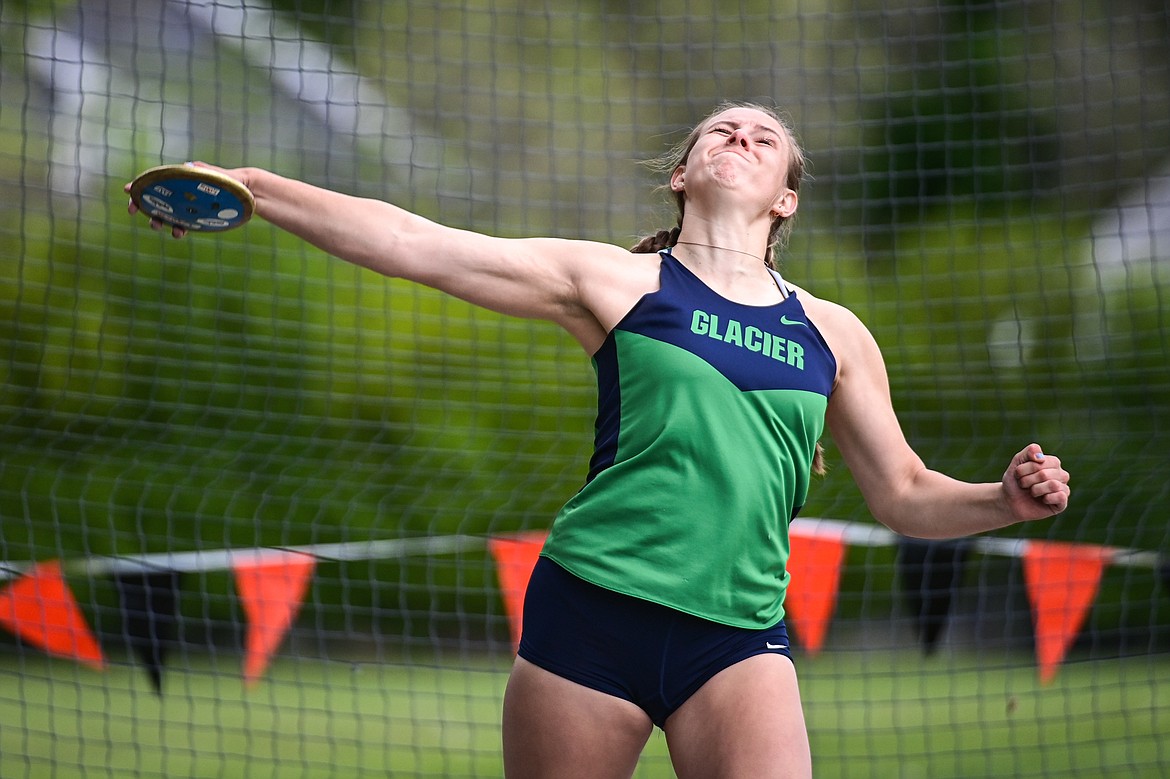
[708,119,783,139]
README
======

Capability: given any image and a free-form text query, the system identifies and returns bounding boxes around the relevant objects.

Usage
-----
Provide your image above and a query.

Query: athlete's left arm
[812,299,1070,539]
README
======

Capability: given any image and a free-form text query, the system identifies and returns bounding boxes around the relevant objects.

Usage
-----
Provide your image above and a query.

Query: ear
[770,189,798,219]
[669,166,686,193]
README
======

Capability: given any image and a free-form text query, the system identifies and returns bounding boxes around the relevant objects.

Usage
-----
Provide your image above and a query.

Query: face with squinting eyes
[671,107,798,220]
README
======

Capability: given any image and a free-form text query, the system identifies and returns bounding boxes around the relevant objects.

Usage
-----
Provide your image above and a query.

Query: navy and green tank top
[541,249,837,628]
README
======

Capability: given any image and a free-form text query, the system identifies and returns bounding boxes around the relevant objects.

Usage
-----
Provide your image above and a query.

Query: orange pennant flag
[0,560,105,670]
[785,526,847,656]
[1022,540,1111,684]
[488,532,548,650]
[233,552,315,685]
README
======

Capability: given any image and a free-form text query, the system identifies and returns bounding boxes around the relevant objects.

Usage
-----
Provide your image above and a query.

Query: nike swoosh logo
[765,642,788,650]
[779,315,807,328]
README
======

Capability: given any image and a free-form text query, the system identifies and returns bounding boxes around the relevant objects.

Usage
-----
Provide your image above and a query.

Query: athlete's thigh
[502,656,655,779]
[663,653,812,779]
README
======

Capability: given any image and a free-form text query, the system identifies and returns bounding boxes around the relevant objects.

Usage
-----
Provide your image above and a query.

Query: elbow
[866,491,956,541]
[870,504,919,538]
[870,505,968,541]
[860,461,944,538]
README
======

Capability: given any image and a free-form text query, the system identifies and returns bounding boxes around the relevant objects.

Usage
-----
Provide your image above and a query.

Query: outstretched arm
[816,300,1070,539]
[127,165,650,352]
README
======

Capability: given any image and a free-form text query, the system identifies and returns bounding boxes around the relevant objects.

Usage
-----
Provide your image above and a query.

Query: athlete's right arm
[129,165,654,351]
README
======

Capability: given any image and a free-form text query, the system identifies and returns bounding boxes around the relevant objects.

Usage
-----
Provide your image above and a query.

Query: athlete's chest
[617,291,834,396]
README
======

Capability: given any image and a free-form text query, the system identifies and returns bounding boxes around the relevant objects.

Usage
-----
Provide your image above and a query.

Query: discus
[128,164,254,233]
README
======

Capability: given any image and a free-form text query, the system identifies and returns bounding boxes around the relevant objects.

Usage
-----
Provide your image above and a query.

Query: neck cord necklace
[670,242,789,299]
[673,240,764,263]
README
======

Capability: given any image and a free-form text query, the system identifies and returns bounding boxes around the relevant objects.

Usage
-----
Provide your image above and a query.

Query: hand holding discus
[126,162,254,238]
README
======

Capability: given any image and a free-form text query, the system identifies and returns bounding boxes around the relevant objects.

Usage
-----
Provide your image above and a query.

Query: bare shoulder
[518,236,657,282]
[536,238,663,352]
[790,284,875,358]
[573,242,662,313]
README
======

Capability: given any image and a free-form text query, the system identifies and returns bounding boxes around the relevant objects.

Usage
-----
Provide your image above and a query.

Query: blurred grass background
[4,650,1166,778]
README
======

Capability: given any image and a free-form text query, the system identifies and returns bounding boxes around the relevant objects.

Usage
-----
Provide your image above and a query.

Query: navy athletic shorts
[517,557,793,728]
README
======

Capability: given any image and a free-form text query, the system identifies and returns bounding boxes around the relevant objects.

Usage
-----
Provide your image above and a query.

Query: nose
[729,129,750,148]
